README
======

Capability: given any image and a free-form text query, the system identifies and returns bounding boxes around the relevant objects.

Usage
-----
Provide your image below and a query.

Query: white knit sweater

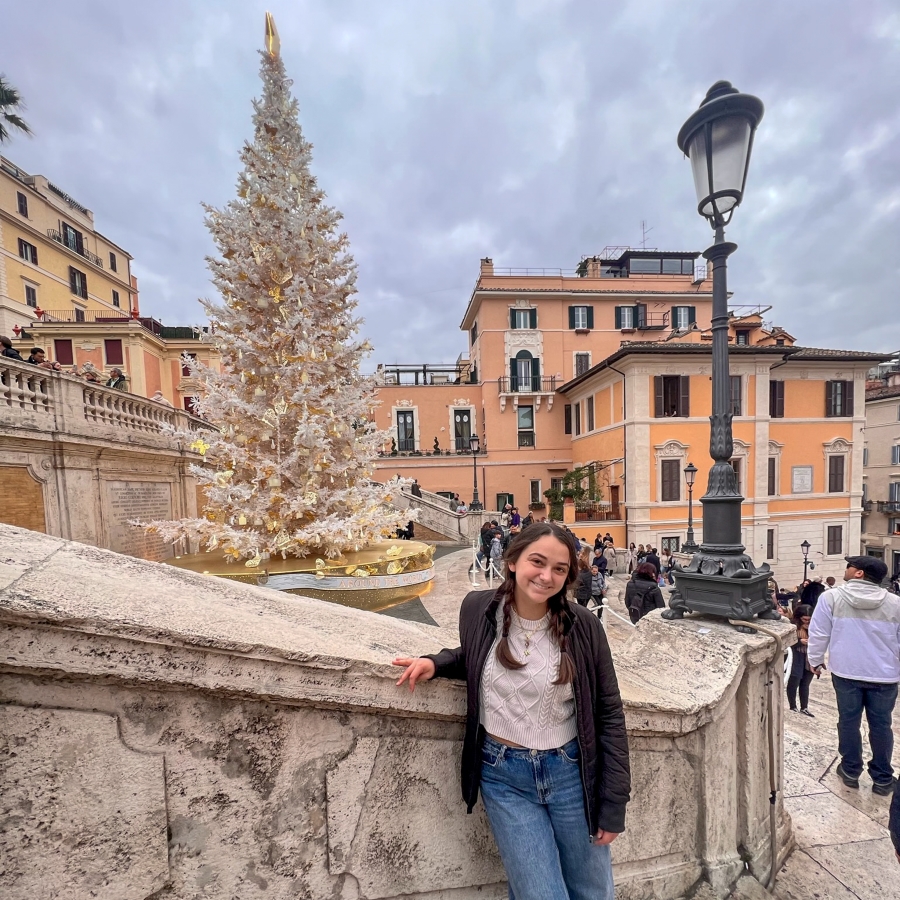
[479,607,577,750]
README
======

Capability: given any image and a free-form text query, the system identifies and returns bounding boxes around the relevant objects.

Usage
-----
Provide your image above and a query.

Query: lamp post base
[661,550,779,622]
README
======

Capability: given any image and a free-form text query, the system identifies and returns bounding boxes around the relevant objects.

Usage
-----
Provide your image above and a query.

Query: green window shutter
[529,308,537,329]
[614,307,622,329]
[509,358,517,391]
[679,375,690,417]
[586,306,594,329]
[69,267,77,294]
[688,306,696,324]
[845,381,854,417]
[635,304,646,328]
[510,309,517,329]
[568,306,576,329]
[564,404,572,434]
[532,357,541,392]
[654,376,664,418]
[825,381,834,417]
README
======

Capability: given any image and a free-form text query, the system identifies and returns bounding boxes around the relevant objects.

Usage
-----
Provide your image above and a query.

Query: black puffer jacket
[574,569,593,604]
[425,589,631,834]
[624,574,665,621]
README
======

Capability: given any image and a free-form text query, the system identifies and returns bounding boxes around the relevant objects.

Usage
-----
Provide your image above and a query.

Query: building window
[69,266,88,299]
[863,446,869,467]
[615,306,635,329]
[181,352,197,377]
[16,191,28,216]
[661,459,681,502]
[672,306,696,330]
[564,404,572,435]
[104,339,124,367]
[510,350,539,392]
[517,405,535,447]
[496,493,515,510]
[109,251,118,272]
[470,323,477,345]
[510,308,537,329]
[736,330,750,346]
[453,408,472,451]
[112,289,120,308]
[768,457,777,496]
[660,536,680,554]
[184,396,196,414]
[654,375,690,417]
[18,238,38,265]
[575,353,590,377]
[586,396,595,431]
[396,410,415,452]
[550,477,563,492]
[766,528,775,560]
[630,257,661,274]
[769,380,785,418]
[74,308,85,323]
[828,455,845,493]
[730,375,742,416]
[892,446,900,466]
[62,222,83,253]
[568,305,593,330]
[889,482,900,503]
[54,339,74,366]
[827,525,843,556]
[574,402,581,437]
[730,458,742,494]
[825,380,854,417]
[25,285,37,308]
[530,480,542,505]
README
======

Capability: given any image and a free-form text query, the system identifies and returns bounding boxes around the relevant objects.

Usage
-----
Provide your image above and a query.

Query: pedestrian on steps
[786,604,816,717]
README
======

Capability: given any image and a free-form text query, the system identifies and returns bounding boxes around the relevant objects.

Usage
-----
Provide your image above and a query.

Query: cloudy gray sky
[4,1,899,366]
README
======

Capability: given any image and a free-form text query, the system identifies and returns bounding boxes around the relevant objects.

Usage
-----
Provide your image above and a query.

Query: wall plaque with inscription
[105,481,173,561]
[791,466,813,494]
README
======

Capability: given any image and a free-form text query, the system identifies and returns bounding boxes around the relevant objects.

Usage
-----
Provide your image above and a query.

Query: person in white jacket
[808,555,900,795]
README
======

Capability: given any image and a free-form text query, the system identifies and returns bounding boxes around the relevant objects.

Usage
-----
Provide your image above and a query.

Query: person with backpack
[625,563,666,624]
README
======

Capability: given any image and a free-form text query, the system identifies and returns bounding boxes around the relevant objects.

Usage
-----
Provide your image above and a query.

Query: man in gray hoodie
[808,556,900,796]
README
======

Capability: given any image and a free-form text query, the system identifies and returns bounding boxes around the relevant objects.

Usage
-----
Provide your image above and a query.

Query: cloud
[2,0,898,369]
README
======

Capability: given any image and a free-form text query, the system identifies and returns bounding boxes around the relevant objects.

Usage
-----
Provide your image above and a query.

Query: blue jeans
[832,675,898,784]
[479,735,614,900]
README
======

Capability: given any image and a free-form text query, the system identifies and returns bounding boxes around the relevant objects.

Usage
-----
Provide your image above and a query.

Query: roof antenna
[640,220,654,249]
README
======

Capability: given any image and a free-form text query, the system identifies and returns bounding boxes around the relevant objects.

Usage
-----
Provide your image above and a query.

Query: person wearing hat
[808,556,900,796]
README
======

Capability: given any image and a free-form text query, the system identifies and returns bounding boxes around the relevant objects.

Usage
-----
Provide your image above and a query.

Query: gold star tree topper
[265,12,281,58]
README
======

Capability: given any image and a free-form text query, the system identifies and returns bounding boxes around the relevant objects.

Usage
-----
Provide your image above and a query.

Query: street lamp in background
[664,81,779,623]
[801,540,811,582]
[682,462,699,553]
[468,434,483,511]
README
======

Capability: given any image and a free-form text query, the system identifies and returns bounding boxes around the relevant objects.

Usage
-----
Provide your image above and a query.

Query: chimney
[480,257,494,276]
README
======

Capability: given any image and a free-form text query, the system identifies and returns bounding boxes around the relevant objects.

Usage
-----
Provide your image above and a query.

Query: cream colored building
[0,155,135,335]
[862,365,900,579]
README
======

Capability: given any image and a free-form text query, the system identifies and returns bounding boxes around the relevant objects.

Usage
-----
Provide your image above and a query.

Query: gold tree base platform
[167,541,436,613]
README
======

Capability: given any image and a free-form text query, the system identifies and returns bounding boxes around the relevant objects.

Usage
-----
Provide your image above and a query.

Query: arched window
[510,350,541,392]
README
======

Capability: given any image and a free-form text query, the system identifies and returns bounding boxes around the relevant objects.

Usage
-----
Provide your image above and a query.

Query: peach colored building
[373,249,713,511]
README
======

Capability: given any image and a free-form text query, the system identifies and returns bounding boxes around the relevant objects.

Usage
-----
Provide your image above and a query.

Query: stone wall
[0,357,210,559]
[0,525,796,899]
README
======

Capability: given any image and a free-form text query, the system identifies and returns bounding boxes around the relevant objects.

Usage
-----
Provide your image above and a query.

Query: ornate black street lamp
[682,462,699,553]
[664,81,779,622]
[469,434,483,511]
[801,540,811,583]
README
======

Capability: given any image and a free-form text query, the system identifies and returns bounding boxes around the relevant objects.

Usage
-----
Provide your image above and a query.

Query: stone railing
[0,357,211,446]
[396,485,500,542]
[0,526,796,900]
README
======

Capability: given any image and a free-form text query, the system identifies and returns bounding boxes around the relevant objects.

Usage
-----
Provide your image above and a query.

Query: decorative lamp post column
[801,540,811,583]
[469,434,483,511]
[663,81,779,623]
[682,462,699,553]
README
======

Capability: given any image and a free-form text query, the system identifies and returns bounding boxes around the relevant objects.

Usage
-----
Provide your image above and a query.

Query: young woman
[786,603,816,716]
[628,542,637,574]
[574,557,593,608]
[393,523,630,900]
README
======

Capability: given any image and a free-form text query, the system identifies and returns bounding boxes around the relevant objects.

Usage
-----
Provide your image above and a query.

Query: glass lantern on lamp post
[469,434,483,511]
[663,82,779,623]
[801,540,811,583]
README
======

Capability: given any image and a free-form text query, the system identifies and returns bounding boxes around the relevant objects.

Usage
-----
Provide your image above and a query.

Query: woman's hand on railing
[392,657,435,692]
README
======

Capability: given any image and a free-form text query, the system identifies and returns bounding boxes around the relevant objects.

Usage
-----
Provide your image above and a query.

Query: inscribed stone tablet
[105,480,173,560]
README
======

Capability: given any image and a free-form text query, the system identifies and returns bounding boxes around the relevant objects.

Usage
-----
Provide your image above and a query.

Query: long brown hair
[494,522,577,684]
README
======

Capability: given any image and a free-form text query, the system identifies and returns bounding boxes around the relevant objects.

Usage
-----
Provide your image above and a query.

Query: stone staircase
[393,485,498,544]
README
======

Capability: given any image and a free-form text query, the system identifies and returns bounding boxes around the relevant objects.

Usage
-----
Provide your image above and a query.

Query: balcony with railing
[35,310,210,340]
[574,500,623,522]
[498,376,558,394]
[877,501,900,514]
[377,362,475,386]
[47,228,104,268]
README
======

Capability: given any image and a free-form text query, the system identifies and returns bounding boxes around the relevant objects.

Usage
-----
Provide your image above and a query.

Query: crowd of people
[1,338,135,392]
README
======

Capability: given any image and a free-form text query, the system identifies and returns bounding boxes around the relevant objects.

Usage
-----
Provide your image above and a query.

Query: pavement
[415,552,900,899]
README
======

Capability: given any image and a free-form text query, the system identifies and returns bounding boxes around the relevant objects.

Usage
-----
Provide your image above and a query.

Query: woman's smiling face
[508,534,572,615]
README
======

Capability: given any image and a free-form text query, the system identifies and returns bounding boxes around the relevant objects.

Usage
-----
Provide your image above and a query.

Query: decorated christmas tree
[146,15,409,566]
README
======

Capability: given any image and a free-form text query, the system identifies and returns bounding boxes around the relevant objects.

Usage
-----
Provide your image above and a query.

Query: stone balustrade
[0,525,796,900]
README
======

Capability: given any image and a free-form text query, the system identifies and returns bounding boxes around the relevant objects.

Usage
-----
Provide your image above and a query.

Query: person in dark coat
[644,548,662,577]
[625,563,666,623]
[1,336,23,360]
[574,561,593,607]
[410,479,422,498]
[800,577,826,610]
[786,604,816,716]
